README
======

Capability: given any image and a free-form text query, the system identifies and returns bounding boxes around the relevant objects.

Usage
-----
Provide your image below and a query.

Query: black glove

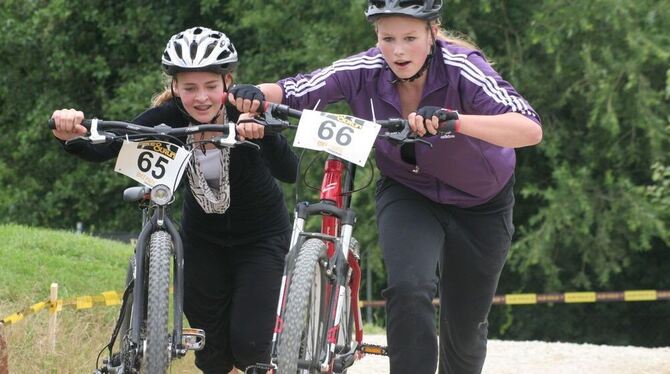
[229,84,265,106]
[416,106,458,121]
[416,106,460,134]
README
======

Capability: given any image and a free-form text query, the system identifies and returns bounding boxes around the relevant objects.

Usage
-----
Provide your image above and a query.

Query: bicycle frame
[270,153,363,372]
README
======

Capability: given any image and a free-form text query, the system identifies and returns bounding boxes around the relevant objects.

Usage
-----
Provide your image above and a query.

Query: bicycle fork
[128,211,203,359]
[266,202,364,373]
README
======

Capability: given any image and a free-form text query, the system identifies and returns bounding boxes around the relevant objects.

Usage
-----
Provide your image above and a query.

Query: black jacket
[63,102,299,244]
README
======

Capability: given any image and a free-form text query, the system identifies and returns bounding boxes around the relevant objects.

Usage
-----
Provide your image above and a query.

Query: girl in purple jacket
[231,1,542,372]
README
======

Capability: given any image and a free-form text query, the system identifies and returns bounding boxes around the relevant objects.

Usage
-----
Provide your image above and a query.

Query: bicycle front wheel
[142,230,172,373]
[277,238,328,374]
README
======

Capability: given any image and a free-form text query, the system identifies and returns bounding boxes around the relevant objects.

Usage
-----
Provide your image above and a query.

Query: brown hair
[433,21,481,51]
[151,74,174,107]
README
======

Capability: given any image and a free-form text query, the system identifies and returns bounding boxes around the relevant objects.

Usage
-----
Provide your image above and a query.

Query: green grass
[0,224,386,373]
[0,224,200,373]
[0,224,132,306]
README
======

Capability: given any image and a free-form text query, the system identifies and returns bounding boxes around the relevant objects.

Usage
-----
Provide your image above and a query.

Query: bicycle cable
[95,278,135,370]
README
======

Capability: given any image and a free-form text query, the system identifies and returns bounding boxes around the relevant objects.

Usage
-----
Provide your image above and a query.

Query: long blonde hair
[433,20,481,51]
[151,74,174,107]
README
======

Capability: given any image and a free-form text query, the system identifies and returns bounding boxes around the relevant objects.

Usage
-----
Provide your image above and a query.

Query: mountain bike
[244,103,450,374]
[48,118,270,373]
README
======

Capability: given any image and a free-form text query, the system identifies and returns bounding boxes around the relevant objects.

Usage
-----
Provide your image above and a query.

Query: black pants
[376,177,514,374]
[181,230,290,373]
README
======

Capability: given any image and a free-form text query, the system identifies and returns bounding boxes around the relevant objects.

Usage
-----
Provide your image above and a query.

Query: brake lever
[409,137,433,148]
[383,126,412,145]
[380,127,434,148]
[64,133,116,146]
[209,122,237,148]
[64,136,90,147]
[237,140,261,150]
[238,113,292,135]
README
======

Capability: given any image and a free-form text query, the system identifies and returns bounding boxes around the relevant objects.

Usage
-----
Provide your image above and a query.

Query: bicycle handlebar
[48,118,272,150]
[262,102,408,132]
[259,102,455,148]
[48,118,235,137]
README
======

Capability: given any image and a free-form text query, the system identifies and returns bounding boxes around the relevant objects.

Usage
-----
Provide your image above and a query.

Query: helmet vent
[399,0,424,6]
[174,43,183,60]
[217,50,230,60]
[190,41,198,61]
[203,43,215,59]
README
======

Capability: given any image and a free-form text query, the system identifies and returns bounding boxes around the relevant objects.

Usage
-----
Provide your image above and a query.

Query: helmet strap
[389,44,434,84]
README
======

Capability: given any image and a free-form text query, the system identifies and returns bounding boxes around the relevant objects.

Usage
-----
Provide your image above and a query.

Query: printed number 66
[318,120,353,146]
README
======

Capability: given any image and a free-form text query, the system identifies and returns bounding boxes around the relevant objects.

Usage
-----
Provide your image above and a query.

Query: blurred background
[0,0,668,357]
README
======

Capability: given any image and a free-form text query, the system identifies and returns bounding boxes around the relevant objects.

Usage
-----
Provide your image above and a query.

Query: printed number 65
[138,151,168,179]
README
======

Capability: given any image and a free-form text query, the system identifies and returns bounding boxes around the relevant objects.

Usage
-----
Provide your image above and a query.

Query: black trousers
[181,229,290,373]
[376,177,514,374]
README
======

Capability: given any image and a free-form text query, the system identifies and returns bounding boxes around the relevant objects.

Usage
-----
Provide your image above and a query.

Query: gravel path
[348,335,670,374]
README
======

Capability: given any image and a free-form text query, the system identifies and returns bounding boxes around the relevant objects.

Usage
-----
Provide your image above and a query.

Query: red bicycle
[245,103,441,374]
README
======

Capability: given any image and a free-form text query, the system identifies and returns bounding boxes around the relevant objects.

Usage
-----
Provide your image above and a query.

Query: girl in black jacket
[51,26,298,373]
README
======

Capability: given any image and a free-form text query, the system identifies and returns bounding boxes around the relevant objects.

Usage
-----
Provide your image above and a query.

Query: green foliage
[1,0,669,346]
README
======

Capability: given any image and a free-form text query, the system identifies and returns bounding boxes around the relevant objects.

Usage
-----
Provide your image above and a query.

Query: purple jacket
[278,40,541,207]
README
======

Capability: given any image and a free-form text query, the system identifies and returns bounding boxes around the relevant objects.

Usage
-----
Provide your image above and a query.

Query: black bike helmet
[162,26,238,76]
[365,0,443,21]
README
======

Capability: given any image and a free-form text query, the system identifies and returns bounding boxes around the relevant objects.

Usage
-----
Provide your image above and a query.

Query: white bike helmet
[162,26,238,75]
[365,0,442,21]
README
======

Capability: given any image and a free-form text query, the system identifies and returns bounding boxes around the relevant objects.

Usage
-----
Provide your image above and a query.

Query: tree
[1,0,669,345]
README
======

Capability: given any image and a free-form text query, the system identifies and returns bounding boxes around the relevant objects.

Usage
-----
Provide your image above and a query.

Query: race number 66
[318,120,353,146]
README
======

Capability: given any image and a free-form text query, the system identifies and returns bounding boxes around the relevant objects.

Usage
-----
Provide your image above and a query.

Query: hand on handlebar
[235,113,265,141]
[410,106,460,136]
[51,109,87,141]
[228,84,265,114]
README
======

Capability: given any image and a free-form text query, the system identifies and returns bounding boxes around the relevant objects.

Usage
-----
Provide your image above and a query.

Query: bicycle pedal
[181,328,205,351]
[244,362,276,373]
[359,343,388,356]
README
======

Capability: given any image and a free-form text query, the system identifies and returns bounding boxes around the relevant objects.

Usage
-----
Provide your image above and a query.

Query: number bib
[293,110,381,166]
[114,140,191,191]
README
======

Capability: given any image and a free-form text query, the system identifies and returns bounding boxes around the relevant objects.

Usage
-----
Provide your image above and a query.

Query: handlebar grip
[264,102,303,119]
[376,118,408,132]
[435,110,460,135]
[48,118,93,130]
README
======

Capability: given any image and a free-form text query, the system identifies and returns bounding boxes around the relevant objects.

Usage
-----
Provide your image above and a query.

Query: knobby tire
[277,238,328,374]
[142,230,172,373]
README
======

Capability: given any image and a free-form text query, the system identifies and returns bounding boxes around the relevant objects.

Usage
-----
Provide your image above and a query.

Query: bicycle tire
[142,230,172,373]
[277,238,328,374]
